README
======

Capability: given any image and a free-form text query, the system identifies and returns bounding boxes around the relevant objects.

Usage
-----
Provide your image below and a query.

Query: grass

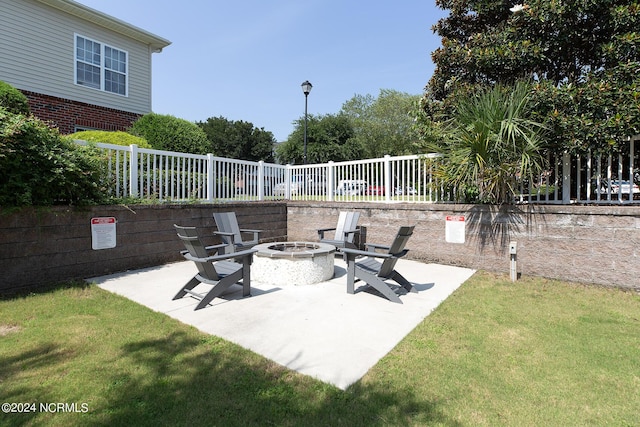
[1,273,638,426]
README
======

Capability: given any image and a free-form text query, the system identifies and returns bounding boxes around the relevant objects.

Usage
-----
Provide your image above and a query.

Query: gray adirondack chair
[317,211,362,250]
[213,212,261,255]
[173,224,256,310]
[341,225,416,303]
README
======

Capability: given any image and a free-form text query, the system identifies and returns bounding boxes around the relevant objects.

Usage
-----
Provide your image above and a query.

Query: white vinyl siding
[0,0,155,114]
[75,34,128,96]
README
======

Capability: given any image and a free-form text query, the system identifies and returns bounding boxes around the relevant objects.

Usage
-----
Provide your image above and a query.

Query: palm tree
[423,82,547,204]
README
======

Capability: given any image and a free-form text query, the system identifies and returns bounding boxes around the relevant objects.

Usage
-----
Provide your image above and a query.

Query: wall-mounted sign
[445,215,465,244]
[91,217,116,250]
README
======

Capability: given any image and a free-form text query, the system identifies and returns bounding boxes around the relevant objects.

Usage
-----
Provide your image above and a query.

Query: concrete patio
[89,258,475,390]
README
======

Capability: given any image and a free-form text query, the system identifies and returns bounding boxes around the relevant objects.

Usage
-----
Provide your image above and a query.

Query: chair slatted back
[174,224,220,281]
[335,211,360,244]
[213,212,242,245]
[378,225,414,278]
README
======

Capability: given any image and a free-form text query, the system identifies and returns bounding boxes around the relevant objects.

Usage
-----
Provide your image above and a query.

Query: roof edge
[35,0,171,52]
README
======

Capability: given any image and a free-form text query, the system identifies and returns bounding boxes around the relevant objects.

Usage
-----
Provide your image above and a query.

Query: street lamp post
[301,80,312,165]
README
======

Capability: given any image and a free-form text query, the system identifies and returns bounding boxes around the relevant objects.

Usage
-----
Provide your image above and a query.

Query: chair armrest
[213,231,237,245]
[317,227,337,239]
[239,228,262,233]
[343,227,360,233]
[221,247,258,259]
[341,227,361,238]
[183,247,257,263]
[205,243,229,251]
[341,247,409,260]
[365,243,390,252]
[341,247,394,259]
[239,229,261,241]
[179,243,228,257]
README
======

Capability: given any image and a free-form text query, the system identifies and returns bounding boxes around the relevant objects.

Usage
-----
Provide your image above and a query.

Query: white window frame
[74,34,128,97]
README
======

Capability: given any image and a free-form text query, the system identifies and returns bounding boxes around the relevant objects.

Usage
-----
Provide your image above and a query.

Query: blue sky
[76,1,447,141]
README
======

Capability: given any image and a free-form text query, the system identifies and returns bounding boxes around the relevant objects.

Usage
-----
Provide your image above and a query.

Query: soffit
[35,0,171,52]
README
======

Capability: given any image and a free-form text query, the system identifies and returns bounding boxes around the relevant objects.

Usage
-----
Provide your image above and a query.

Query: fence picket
[74,139,640,205]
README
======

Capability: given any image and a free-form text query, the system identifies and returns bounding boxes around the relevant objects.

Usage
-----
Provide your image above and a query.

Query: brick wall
[287,202,640,289]
[22,91,141,134]
[0,203,287,293]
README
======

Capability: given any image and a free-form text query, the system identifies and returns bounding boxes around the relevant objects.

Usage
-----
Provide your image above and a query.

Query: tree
[276,113,363,164]
[420,82,547,204]
[129,113,210,154]
[197,116,275,162]
[426,0,640,153]
[341,89,421,158]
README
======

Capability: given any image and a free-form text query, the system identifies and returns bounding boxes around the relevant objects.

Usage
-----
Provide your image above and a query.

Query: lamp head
[301,80,312,96]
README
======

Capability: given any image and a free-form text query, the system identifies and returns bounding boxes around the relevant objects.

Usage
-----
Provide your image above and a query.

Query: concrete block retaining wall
[1,202,638,293]
[0,203,287,293]
[287,202,640,289]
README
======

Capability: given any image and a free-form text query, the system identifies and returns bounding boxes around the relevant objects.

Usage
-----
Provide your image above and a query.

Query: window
[75,35,128,96]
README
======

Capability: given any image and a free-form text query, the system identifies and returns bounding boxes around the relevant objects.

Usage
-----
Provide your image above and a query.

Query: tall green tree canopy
[425,0,640,153]
[340,89,421,158]
[276,113,363,164]
[197,116,276,162]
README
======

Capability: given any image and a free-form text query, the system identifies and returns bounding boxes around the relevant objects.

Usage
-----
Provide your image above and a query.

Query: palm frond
[427,81,548,204]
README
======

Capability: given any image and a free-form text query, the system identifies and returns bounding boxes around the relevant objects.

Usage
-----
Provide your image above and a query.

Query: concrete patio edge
[88,258,476,390]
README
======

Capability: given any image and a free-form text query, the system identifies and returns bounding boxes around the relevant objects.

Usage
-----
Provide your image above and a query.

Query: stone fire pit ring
[252,242,336,286]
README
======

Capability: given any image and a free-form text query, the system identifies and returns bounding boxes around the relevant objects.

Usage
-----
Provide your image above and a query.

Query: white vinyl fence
[75,136,640,205]
[517,136,640,204]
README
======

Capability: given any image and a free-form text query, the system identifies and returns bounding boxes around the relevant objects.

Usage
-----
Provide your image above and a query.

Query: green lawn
[1,272,638,426]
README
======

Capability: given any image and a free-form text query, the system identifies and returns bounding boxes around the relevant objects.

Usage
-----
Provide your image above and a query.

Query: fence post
[258,161,265,201]
[129,144,139,197]
[585,150,592,202]
[618,152,624,202]
[629,137,635,200]
[327,161,335,201]
[562,152,571,204]
[384,155,391,202]
[285,165,292,199]
[207,153,215,202]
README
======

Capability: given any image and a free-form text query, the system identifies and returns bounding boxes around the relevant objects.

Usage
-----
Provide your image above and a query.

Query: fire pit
[252,242,336,285]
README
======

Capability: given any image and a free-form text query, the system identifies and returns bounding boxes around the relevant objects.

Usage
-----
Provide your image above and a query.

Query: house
[0,0,171,134]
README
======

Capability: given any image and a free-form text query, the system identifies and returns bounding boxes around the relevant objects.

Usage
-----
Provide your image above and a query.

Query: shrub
[0,80,30,115]
[67,130,152,148]
[421,82,547,204]
[0,107,109,206]
[129,113,210,154]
